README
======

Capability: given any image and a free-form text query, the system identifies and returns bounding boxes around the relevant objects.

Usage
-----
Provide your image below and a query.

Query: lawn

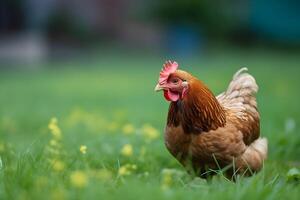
[0,48,299,199]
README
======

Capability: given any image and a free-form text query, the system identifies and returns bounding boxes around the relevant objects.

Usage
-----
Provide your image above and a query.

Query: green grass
[0,48,300,199]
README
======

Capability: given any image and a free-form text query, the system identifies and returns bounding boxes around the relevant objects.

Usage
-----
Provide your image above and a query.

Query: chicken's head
[155,61,193,102]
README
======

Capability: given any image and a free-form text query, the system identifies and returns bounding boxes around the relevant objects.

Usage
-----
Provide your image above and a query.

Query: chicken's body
[155,62,267,179]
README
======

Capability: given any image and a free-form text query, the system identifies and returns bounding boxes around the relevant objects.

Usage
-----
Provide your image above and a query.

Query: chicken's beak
[154,84,164,92]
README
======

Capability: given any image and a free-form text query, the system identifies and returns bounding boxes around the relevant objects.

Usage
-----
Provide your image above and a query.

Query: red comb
[159,61,178,84]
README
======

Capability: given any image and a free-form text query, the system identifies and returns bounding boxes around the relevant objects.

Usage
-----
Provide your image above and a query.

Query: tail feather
[237,138,268,174]
[217,68,260,145]
[233,67,248,79]
[217,67,259,115]
[227,67,258,96]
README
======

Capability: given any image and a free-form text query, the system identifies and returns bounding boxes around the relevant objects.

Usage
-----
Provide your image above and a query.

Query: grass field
[0,48,299,199]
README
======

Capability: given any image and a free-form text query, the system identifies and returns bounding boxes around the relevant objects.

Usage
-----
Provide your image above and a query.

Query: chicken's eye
[171,79,179,84]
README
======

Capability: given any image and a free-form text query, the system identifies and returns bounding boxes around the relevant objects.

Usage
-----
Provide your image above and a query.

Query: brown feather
[167,75,226,133]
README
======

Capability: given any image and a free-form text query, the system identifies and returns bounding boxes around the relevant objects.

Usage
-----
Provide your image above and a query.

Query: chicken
[155,61,268,179]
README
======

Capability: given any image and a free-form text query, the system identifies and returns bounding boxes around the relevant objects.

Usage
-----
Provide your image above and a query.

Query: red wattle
[164,90,172,101]
[163,90,180,102]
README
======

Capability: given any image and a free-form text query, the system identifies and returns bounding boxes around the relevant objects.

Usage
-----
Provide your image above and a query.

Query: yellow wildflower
[48,117,62,140]
[142,124,159,141]
[118,165,130,176]
[79,145,87,154]
[121,144,133,157]
[70,171,88,188]
[118,164,136,176]
[122,124,135,135]
[161,169,173,190]
[52,160,65,172]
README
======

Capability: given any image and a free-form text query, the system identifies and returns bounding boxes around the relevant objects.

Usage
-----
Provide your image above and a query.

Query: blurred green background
[0,0,300,199]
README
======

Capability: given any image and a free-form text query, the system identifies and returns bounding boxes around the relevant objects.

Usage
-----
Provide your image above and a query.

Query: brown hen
[155,61,267,179]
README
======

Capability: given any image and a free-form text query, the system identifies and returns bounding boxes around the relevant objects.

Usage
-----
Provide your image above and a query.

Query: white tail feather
[250,137,268,160]
[237,137,268,173]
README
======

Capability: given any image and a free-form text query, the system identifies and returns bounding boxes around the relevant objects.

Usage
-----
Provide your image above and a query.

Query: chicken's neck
[167,79,226,134]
